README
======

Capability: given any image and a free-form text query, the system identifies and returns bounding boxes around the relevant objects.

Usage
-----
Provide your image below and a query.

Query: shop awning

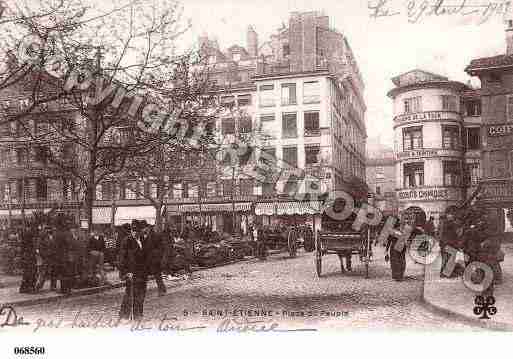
[255,201,323,216]
[93,207,112,224]
[0,208,52,219]
[115,206,156,225]
[178,202,252,213]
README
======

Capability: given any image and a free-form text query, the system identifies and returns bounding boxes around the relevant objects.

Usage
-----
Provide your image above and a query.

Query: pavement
[2,246,483,333]
[0,270,125,308]
[423,242,513,331]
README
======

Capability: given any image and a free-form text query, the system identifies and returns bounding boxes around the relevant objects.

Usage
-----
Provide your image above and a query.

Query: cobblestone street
[4,246,483,334]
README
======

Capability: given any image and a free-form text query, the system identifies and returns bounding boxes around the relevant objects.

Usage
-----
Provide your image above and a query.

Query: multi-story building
[388,69,482,225]
[465,20,513,232]
[163,11,367,233]
[366,144,398,216]
[0,11,368,234]
[0,79,80,228]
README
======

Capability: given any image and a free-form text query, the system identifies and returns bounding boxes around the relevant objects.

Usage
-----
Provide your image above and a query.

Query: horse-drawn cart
[315,211,372,278]
[261,226,316,257]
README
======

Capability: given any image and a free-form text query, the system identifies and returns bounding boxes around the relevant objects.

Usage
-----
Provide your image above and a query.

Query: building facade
[0,11,368,234]
[162,11,367,233]
[366,145,398,216]
[388,69,482,225]
[465,20,513,231]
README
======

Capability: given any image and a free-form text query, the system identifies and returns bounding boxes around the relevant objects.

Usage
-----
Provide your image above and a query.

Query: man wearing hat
[118,219,152,320]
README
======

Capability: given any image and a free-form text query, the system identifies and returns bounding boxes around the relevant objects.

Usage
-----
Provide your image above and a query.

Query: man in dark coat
[35,226,58,291]
[385,220,406,281]
[87,231,106,285]
[144,225,166,296]
[118,220,152,320]
[439,213,460,278]
[19,224,38,294]
[424,216,435,237]
[54,216,74,294]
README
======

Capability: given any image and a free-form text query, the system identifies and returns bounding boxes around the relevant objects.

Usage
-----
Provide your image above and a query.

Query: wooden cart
[315,212,372,278]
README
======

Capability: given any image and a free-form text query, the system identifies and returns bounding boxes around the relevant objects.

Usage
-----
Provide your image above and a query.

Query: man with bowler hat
[118,220,152,320]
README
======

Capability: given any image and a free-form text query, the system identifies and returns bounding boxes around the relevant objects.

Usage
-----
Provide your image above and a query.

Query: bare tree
[0,0,202,228]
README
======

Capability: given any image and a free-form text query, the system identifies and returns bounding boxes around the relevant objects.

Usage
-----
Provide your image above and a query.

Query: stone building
[465,20,513,231]
[160,11,368,233]
[366,144,397,216]
[388,69,483,226]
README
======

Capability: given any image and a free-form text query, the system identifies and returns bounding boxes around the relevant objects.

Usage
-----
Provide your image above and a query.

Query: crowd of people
[382,208,504,293]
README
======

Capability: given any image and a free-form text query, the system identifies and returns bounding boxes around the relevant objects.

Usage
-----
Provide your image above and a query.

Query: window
[441,95,458,111]
[282,112,297,138]
[259,114,275,138]
[239,117,252,133]
[303,81,320,104]
[489,73,501,83]
[0,123,10,137]
[404,96,422,114]
[240,179,254,196]
[96,185,103,200]
[282,146,298,167]
[465,160,480,186]
[465,100,481,116]
[188,183,199,198]
[490,151,508,178]
[465,127,481,150]
[16,147,28,165]
[125,181,138,199]
[508,95,513,121]
[35,178,47,200]
[222,179,233,196]
[403,162,424,188]
[402,126,423,150]
[150,182,157,198]
[101,182,112,201]
[172,183,183,199]
[304,111,320,137]
[376,166,385,181]
[305,145,320,165]
[443,161,462,186]
[281,83,296,105]
[233,53,241,62]
[259,84,275,107]
[34,146,49,164]
[221,96,235,109]
[283,44,290,57]
[442,125,460,149]
[206,182,217,197]
[237,94,251,106]
[376,186,381,195]
[222,118,235,135]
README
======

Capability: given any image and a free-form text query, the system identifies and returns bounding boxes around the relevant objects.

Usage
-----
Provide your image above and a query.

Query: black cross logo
[473,295,497,320]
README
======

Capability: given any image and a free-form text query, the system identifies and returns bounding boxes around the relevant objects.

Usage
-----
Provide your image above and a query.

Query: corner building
[388,69,482,224]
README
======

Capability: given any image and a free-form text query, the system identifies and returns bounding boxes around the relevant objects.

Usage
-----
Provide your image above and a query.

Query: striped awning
[178,202,252,213]
[0,208,52,219]
[255,201,323,216]
[93,207,112,224]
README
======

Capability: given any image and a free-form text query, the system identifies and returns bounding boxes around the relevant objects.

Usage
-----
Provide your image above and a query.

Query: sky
[180,0,513,147]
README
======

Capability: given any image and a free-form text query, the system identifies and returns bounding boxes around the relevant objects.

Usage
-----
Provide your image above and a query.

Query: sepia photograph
[0,0,512,356]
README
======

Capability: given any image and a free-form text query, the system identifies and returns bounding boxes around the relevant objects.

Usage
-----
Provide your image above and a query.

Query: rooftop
[465,54,513,74]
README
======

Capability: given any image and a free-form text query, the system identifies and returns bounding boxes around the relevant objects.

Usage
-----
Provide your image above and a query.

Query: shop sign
[479,181,513,202]
[396,148,461,160]
[397,187,460,201]
[394,111,458,124]
[487,124,513,137]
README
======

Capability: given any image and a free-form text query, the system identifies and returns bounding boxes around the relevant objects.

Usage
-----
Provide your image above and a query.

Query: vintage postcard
[1,0,513,356]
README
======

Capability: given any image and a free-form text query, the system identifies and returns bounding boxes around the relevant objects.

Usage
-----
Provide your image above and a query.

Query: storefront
[254,200,323,230]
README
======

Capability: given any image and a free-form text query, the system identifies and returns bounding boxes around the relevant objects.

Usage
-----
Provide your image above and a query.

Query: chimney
[507,19,513,55]
[247,25,258,57]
